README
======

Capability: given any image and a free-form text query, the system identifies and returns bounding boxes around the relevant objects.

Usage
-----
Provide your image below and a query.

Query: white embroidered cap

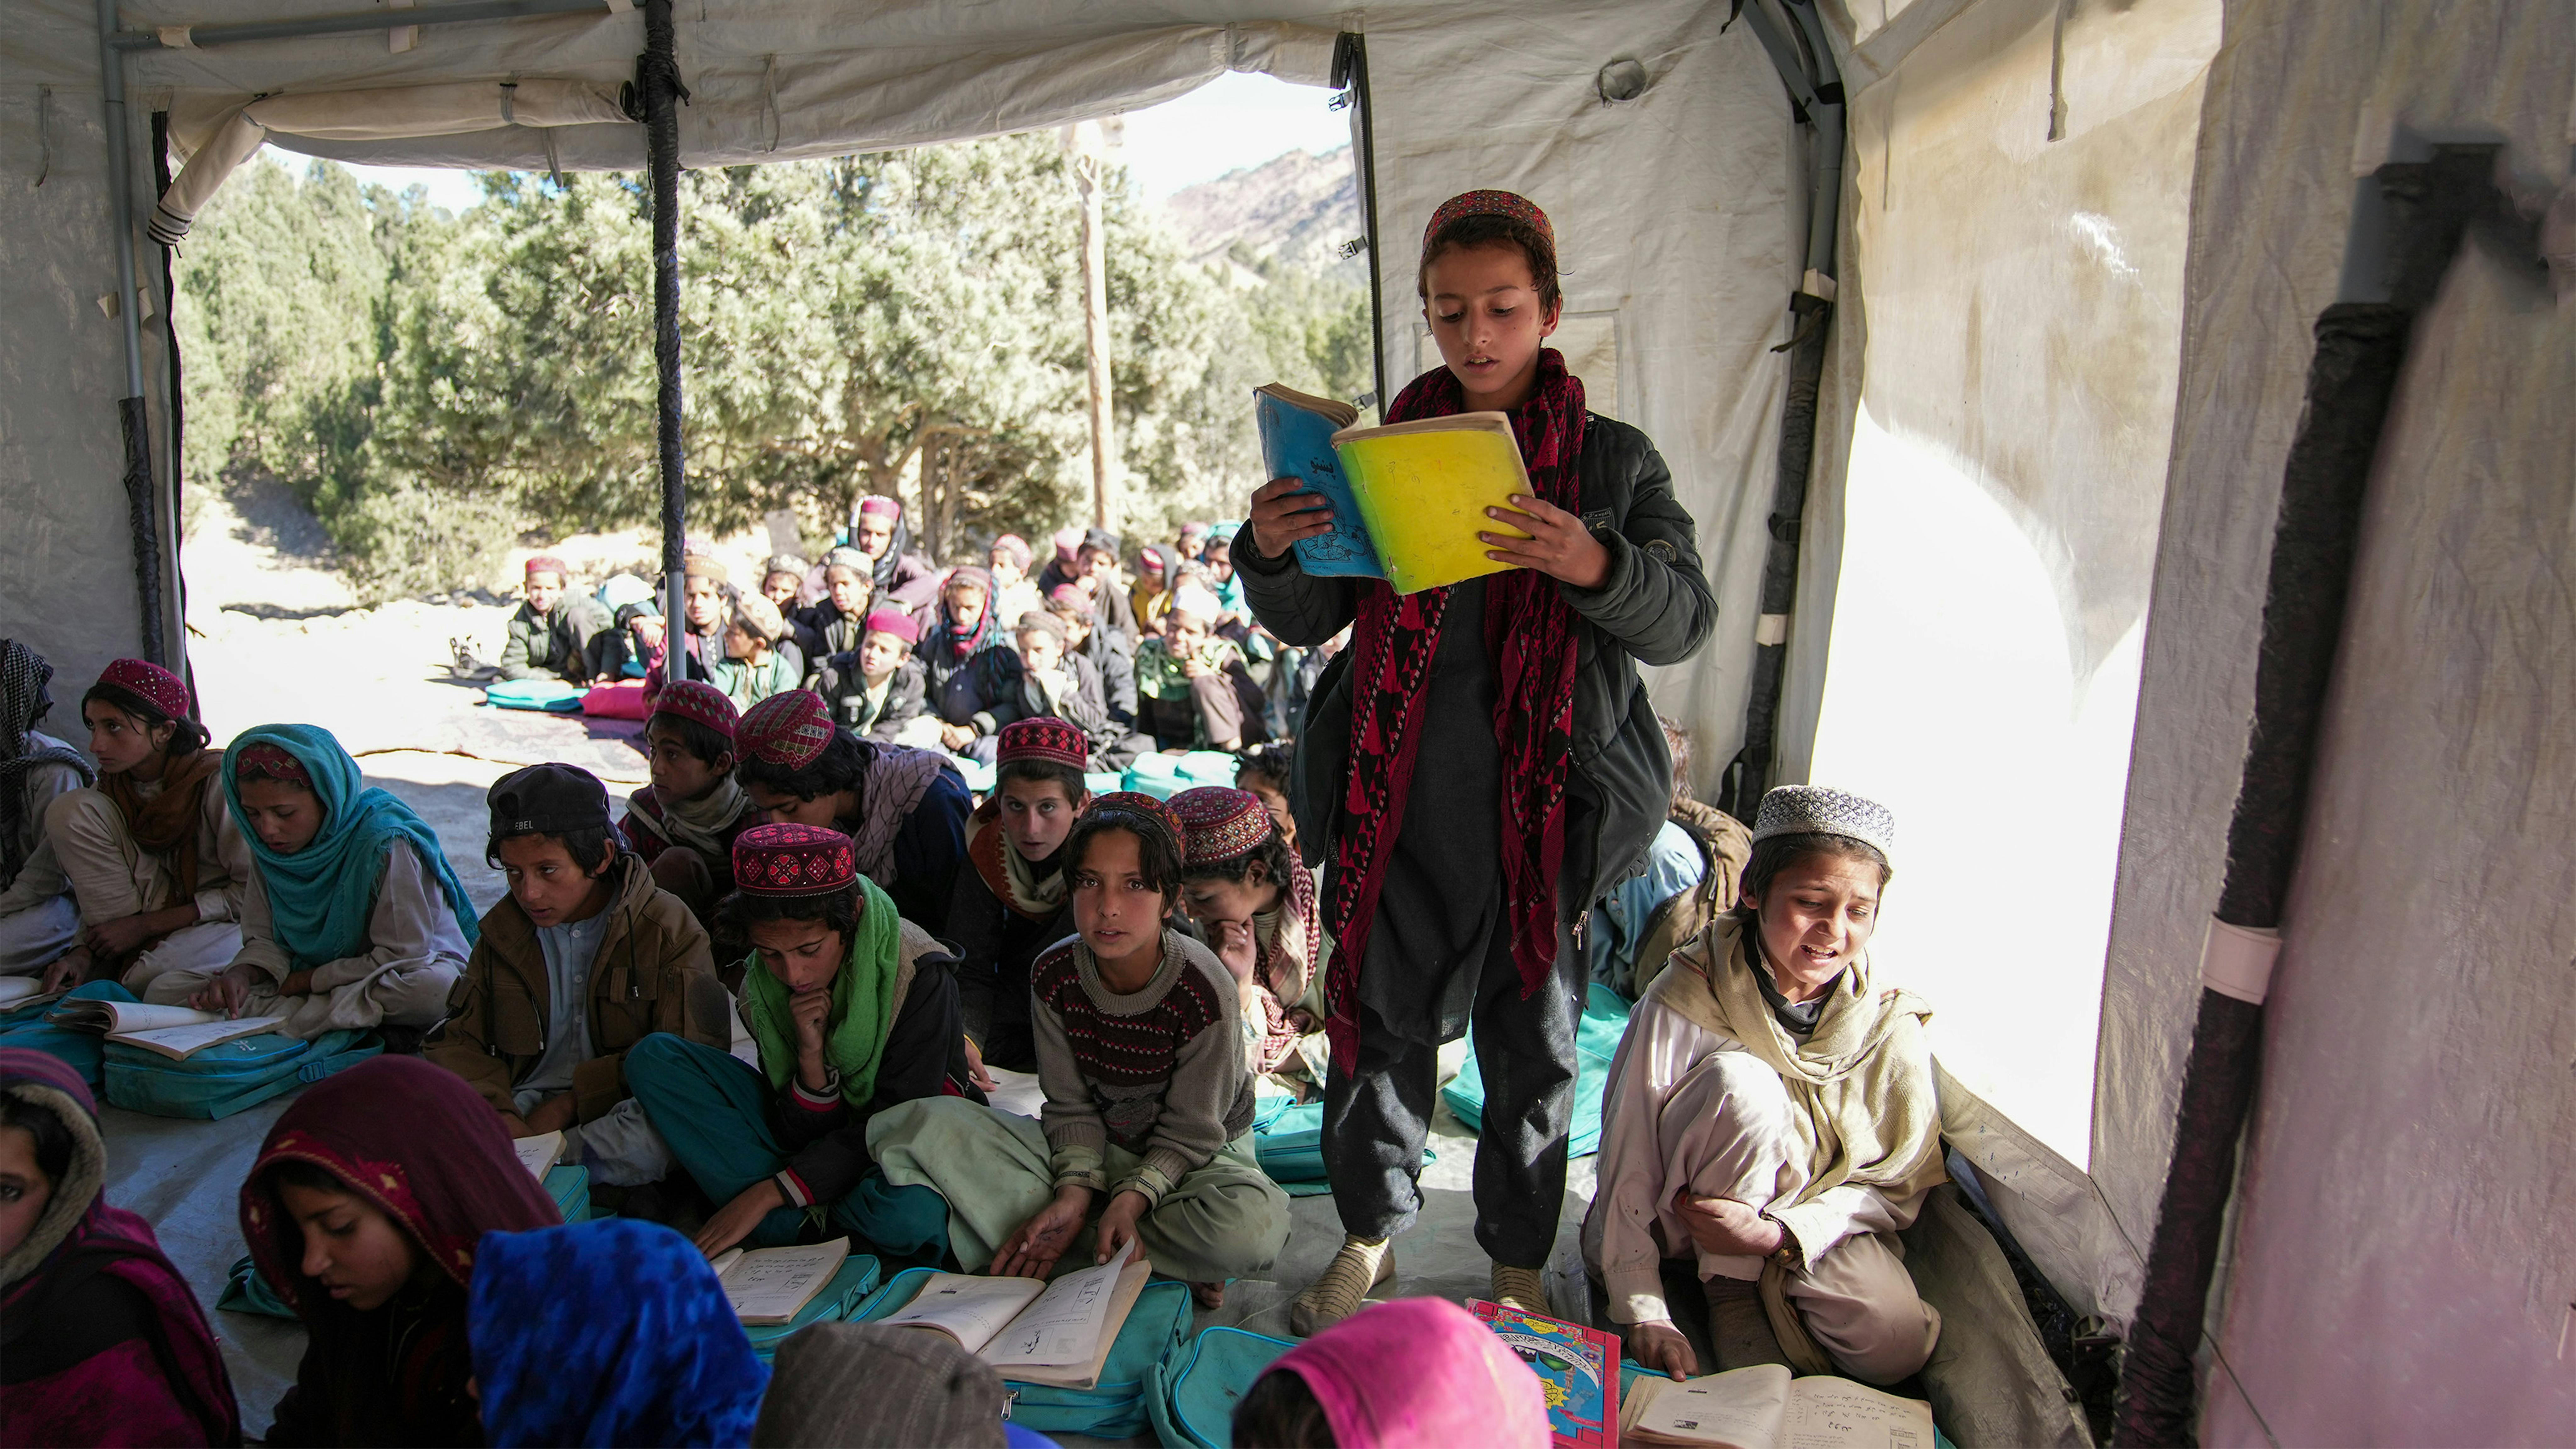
[1750,785,1896,863]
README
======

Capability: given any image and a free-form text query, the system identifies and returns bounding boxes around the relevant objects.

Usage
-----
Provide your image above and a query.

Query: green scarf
[740,873,907,1107]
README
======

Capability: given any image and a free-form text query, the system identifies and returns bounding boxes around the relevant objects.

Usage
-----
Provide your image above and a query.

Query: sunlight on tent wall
[1806,0,2221,1168]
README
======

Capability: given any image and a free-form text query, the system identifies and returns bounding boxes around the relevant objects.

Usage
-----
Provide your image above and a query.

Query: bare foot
[1192,1280,1226,1309]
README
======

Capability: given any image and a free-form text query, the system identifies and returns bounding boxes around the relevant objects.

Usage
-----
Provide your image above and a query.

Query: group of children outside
[0,188,1953,1448]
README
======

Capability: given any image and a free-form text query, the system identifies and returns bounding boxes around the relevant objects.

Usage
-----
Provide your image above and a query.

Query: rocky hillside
[1158,144,1364,281]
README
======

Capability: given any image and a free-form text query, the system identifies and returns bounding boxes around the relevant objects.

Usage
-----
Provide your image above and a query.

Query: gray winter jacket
[1235,413,1717,921]
[498,592,615,683]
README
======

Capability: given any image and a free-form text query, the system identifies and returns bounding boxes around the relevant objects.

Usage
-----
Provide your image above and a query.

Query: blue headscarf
[221,724,479,971]
[469,1219,769,1449]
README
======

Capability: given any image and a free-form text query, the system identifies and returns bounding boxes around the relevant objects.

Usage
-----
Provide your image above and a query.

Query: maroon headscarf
[1321,347,1587,1061]
[240,1056,558,1446]
[0,1048,241,1446]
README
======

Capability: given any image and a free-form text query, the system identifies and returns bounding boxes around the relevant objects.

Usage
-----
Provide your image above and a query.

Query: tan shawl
[1647,916,1946,1213]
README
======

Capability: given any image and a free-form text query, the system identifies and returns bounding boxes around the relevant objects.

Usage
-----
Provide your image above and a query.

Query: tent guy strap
[112,0,624,52]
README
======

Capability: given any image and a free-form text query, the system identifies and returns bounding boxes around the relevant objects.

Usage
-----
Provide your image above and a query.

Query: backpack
[1147,1325,1298,1448]
[1627,800,1753,997]
[854,1266,1194,1439]
[102,1028,381,1119]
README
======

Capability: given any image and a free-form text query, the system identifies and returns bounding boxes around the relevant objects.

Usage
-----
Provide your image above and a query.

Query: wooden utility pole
[1068,119,1118,529]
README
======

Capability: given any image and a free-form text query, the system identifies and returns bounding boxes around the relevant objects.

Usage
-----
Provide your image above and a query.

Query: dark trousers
[1321,922,1582,1268]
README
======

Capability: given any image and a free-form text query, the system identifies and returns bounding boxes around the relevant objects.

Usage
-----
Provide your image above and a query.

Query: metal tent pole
[1332,33,1388,413]
[634,0,691,681]
[109,0,606,52]
[96,0,168,666]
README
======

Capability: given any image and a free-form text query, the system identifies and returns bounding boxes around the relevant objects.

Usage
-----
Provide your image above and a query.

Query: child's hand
[39,947,92,997]
[1207,918,1259,986]
[1094,1189,1152,1266]
[1671,1190,1784,1258]
[1481,493,1612,590]
[521,1092,578,1136]
[696,1178,786,1258]
[81,911,159,960]
[1627,1319,1699,1380]
[993,1185,1092,1279]
[1180,657,1212,680]
[1247,478,1337,561]
[961,1034,999,1093]
[789,985,832,1086]
[187,963,259,1018]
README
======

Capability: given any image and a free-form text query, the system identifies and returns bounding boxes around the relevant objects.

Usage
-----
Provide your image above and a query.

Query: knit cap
[651,680,738,742]
[1749,785,1897,864]
[1044,584,1092,620]
[683,552,730,586]
[989,534,1033,570]
[1050,526,1083,564]
[731,822,856,897]
[996,717,1087,772]
[738,690,836,769]
[733,593,787,645]
[1013,610,1066,644]
[862,610,919,646]
[488,763,611,839]
[1167,786,1273,866]
[821,547,870,581]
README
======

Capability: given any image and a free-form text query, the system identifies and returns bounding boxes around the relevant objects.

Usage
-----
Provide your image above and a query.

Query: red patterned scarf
[1321,349,1586,1061]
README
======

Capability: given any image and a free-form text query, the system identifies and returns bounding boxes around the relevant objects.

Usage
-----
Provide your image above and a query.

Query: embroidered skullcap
[997,717,1088,772]
[1177,521,1210,541]
[1013,610,1066,644]
[731,822,857,897]
[945,566,992,596]
[94,658,192,723]
[760,553,808,584]
[1168,786,1273,866]
[1044,584,1092,621]
[1423,188,1554,253]
[862,609,919,645]
[523,554,571,581]
[487,763,610,838]
[1050,526,1083,563]
[856,495,902,521]
[1750,785,1896,864]
[1086,791,1185,857]
[989,534,1033,570]
[682,552,730,586]
[650,680,738,742]
[733,593,787,645]
[232,741,312,788]
[737,690,836,770]
[821,547,870,581]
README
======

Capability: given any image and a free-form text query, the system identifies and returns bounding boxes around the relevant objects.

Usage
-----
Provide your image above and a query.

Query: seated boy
[624,823,981,1261]
[427,763,727,1185]
[759,554,809,612]
[711,594,803,711]
[735,690,971,934]
[1133,607,1268,754]
[498,556,614,684]
[866,795,1291,1309]
[793,547,875,669]
[812,609,939,747]
[947,718,1091,1075]
[619,681,757,930]
[1168,786,1330,1097]
[936,612,1125,767]
[0,640,92,976]
[1589,717,1752,999]
[1050,588,1138,736]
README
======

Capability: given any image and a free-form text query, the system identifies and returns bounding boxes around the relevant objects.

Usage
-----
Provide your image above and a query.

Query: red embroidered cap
[1085,791,1185,859]
[997,717,1089,772]
[232,741,312,788]
[731,822,857,897]
[738,689,836,769]
[523,554,571,581]
[95,658,192,722]
[651,680,738,743]
[862,609,920,645]
[1168,786,1274,866]
[857,495,902,520]
[1423,189,1554,254]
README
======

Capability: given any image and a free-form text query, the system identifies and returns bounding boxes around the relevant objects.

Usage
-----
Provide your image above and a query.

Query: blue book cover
[1254,384,1383,579]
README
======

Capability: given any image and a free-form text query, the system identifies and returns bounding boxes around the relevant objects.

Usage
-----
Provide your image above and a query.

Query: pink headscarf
[1268,1299,1550,1448]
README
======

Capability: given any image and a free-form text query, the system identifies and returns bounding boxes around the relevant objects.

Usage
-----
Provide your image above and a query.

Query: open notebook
[0,978,63,1011]
[877,1241,1150,1390]
[1255,381,1535,596]
[47,1000,285,1060]
[1622,1364,1936,1449]
[708,1238,853,1326]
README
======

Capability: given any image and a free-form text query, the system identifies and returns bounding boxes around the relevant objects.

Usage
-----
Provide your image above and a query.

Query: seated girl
[624,824,979,1264]
[866,795,1291,1309]
[620,681,756,928]
[712,594,803,712]
[166,725,478,1043]
[1167,786,1330,1097]
[242,1055,561,1447]
[917,568,1002,722]
[948,718,1092,1075]
[0,641,93,978]
[33,660,250,997]
[735,690,970,933]
[810,609,940,746]
[468,1218,767,1448]
[1132,607,1267,754]
[1231,1298,1548,1449]
[427,763,724,1185]
[1582,786,1944,1386]
[0,1047,239,1446]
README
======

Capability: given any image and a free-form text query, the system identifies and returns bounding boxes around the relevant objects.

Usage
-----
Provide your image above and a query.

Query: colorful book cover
[1253,384,1535,596]
[1470,1297,1621,1449]
[1254,384,1381,580]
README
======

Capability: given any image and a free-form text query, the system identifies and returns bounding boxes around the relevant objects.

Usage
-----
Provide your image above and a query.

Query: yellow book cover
[1330,411,1533,596]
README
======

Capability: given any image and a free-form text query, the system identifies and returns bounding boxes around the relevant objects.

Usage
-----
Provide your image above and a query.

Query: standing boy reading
[497,555,613,684]
[1238,190,1716,1331]
[620,680,757,931]
[428,763,727,1187]
[947,718,1091,1076]
[623,823,981,1263]
[865,795,1291,1309]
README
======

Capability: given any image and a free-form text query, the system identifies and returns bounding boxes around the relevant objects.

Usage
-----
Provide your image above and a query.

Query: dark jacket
[938,646,1112,742]
[1075,625,1137,729]
[426,852,728,1124]
[813,654,932,741]
[498,592,615,683]
[1237,413,1717,914]
[944,828,1074,1071]
[771,928,984,1206]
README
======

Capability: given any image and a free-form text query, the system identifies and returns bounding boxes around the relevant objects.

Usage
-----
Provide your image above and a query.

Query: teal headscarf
[222,724,480,972]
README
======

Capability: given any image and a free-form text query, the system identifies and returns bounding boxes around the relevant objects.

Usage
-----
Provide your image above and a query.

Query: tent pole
[1717,0,1841,820]
[96,0,167,668]
[635,0,691,682]
[1332,33,1388,413]
[108,0,607,52]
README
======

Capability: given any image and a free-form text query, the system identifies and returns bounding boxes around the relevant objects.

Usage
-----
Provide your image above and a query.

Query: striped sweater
[1030,930,1256,1206]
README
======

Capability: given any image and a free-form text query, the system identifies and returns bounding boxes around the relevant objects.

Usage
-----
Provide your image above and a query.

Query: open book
[47,999,285,1060]
[878,1242,1149,1389]
[1622,1364,1935,1449]
[513,1131,564,1180]
[708,1238,852,1325]
[0,978,63,1011]
[1255,382,1534,596]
